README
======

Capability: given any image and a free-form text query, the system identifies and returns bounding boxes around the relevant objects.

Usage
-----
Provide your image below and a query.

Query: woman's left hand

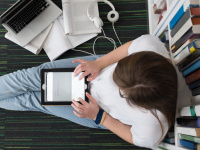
[71,92,99,120]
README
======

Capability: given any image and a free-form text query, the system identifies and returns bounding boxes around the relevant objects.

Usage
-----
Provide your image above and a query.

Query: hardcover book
[179,134,200,144]
[186,69,200,84]
[177,116,200,127]
[183,59,200,77]
[177,127,200,137]
[189,79,200,90]
[179,105,200,117]
[178,49,200,72]
[180,140,200,149]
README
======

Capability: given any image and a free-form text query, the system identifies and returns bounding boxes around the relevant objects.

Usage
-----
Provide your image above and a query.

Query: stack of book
[168,0,200,149]
[176,105,200,149]
[170,0,200,100]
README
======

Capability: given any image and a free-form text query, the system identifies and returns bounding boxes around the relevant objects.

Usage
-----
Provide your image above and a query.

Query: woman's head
[113,51,177,127]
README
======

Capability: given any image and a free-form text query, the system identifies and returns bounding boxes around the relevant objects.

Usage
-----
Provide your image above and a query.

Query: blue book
[180,140,198,149]
[170,1,200,30]
[170,5,185,30]
[183,60,200,77]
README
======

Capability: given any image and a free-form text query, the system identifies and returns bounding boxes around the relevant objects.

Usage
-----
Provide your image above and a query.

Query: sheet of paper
[43,15,73,61]
[44,15,97,61]
[5,24,53,54]
[58,16,97,48]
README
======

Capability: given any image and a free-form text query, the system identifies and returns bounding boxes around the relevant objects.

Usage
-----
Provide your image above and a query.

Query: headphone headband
[87,0,116,20]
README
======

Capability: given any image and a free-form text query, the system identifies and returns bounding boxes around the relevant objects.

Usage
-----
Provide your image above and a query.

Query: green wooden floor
[0,0,150,149]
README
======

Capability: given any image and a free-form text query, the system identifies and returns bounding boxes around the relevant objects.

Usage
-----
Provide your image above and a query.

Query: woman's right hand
[72,59,101,81]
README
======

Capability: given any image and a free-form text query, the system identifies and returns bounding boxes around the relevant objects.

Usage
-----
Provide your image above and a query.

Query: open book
[43,15,97,61]
[5,24,53,55]
[62,0,101,35]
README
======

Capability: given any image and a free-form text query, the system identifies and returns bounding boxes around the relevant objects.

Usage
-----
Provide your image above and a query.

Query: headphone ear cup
[107,10,119,23]
[92,17,104,28]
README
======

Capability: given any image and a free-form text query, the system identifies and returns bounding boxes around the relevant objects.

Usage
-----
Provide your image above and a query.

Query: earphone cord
[112,22,122,46]
[71,24,122,56]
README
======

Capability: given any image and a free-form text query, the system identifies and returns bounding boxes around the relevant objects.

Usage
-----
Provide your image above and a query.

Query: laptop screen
[46,72,85,102]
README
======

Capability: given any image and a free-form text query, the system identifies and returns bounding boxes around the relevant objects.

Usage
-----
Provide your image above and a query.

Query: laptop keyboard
[6,0,50,34]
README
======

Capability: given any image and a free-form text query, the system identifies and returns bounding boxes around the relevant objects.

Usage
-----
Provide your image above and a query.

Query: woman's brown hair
[113,51,177,139]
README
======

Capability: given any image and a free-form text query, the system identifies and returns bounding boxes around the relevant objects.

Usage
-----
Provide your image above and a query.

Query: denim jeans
[0,55,107,129]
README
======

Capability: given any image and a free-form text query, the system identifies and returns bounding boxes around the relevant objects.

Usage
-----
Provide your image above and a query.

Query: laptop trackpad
[28,16,49,33]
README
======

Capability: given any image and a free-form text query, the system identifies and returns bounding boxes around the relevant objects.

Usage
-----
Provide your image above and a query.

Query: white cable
[112,22,122,46]
[71,48,95,56]
[92,28,117,54]
[71,25,121,56]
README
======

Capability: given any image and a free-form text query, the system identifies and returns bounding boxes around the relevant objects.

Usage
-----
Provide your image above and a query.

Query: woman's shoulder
[128,34,170,59]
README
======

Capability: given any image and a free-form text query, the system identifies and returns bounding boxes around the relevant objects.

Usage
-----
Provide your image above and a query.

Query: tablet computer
[41,68,89,106]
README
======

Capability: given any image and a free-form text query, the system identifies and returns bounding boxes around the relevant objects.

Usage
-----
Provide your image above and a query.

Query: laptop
[41,68,89,106]
[0,0,62,47]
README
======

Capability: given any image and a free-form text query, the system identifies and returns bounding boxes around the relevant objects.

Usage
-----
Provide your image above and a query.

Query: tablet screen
[45,72,85,102]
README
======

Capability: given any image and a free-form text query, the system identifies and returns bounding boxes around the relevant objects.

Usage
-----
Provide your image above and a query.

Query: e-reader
[41,68,89,106]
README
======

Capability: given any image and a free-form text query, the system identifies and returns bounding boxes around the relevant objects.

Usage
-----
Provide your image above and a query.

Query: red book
[185,69,200,84]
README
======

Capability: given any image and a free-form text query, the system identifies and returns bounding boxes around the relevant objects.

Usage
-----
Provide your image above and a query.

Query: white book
[179,105,200,116]
[5,24,53,55]
[176,127,200,137]
[43,15,97,61]
[62,0,101,35]
[174,46,190,65]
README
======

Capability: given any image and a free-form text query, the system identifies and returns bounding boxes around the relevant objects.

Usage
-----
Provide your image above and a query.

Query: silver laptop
[0,0,62,47]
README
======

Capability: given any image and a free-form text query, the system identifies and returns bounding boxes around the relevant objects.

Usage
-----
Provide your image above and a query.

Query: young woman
[0,35,177,149]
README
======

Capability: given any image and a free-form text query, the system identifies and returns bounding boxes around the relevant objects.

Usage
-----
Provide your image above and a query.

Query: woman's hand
[72,59,101,81]
[71,92,99,120]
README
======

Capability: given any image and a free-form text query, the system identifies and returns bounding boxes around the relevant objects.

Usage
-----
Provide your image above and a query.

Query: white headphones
[87,0,119,28]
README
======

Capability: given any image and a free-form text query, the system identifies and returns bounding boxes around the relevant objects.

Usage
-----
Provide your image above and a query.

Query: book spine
[169,5,184,30]
[172,33,200,54]
[185,69,200,84]
[171,9,190,37]
[179,105,200,117]
[178,51,200,72]
[177,117,200,127]
[192,86,200,96]
[189,79,200,90]
[179,134,200,144]
[191,7,200,15]
[174,46,190,65]
[183,60,200,77]
[173,39,193,56]
[180,139,197,149]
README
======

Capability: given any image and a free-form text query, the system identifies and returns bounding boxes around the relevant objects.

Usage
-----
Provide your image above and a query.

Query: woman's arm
[95,40,133,70]
[102,113,134,144]
[73,40,133,81]
[71,92,134,145]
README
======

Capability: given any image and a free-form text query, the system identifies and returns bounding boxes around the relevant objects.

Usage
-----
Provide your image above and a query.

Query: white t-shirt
[89,35,191,149]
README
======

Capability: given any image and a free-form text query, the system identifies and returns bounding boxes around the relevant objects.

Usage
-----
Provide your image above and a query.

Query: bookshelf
[148,0,194,150]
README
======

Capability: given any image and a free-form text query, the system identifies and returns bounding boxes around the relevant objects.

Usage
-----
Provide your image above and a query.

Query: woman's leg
[0,91,107,129]
[0,54,107,129]
[0,55,103,100]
